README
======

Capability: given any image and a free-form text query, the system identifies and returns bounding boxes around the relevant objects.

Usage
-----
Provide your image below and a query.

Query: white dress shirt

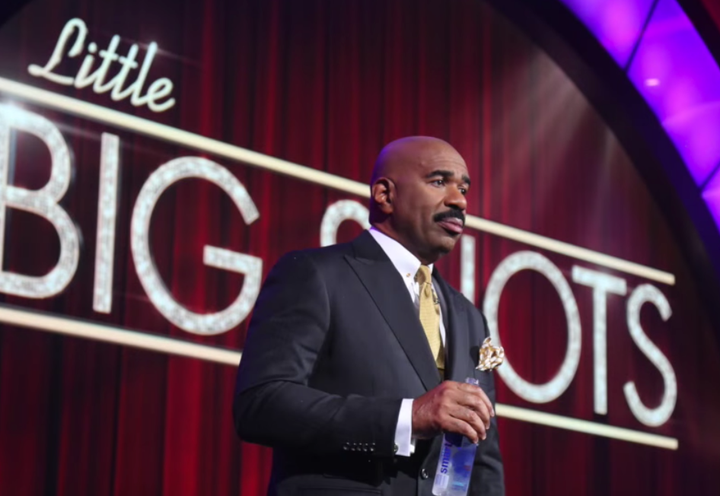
[368,227,446,457]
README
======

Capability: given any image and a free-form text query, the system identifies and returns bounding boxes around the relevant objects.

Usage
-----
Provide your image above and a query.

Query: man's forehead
[372,136,469,182]
[414,145,469,179]
[417,148,467,170]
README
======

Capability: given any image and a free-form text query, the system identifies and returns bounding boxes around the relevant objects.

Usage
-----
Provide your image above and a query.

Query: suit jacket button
[420,468,429,480]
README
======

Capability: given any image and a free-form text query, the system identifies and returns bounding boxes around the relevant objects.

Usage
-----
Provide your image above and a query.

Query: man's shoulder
[273,239,355,272]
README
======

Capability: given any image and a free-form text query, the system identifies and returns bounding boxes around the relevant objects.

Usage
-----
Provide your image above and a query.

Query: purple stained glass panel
[628,0,720,186]
[702,171,720,226]
[560,0,655,67]
[556,0,720,238]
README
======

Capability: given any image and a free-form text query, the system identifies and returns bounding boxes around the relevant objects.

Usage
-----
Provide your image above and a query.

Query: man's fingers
[457,383,494,418]
[454,390,492,428]
[448,418,480,444]
[460,393,491,426]
[448,407,487,442]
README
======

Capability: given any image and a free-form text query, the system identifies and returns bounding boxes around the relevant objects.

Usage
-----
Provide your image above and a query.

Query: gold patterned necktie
[415,265,445,373]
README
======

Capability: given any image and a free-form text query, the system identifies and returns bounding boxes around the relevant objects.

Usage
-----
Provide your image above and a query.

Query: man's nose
[445,186,467,211]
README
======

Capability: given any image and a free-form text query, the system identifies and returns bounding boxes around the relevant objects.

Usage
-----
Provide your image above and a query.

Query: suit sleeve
[471,312,505,496]
[233,251,402,457]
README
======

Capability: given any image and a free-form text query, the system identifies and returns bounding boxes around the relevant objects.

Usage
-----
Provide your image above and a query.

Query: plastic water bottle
[431,377,480,496]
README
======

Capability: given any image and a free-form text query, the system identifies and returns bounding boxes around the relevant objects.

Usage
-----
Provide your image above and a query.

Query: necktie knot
[415,265,432,285]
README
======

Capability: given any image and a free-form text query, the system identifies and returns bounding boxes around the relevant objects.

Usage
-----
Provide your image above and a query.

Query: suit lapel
[345,232,441,392]
[433,273,471,383]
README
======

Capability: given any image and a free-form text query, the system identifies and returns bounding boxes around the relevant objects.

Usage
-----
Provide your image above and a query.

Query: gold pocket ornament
[476,337,505,371]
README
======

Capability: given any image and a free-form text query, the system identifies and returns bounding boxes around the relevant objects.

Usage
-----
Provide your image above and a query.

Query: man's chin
[439,224,462,241]
[434,234,459,255]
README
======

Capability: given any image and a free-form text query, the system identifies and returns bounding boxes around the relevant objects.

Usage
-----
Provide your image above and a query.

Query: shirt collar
[368,227,433,281]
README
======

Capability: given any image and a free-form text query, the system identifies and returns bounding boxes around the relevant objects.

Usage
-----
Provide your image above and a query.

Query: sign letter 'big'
[0,106,262,335]
[130,158,263,335]
[0,105,80,297]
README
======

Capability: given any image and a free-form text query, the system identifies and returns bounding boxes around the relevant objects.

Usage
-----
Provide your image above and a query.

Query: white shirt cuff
[393,398,415,456]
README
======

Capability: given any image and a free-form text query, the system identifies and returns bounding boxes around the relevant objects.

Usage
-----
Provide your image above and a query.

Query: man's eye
[459,188,468,196]
[432,179,445,186]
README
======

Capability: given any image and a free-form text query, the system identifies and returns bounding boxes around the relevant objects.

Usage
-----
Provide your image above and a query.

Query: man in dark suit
[233,136,504,496]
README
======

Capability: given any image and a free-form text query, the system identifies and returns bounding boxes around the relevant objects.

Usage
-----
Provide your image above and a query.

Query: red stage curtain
[0,1,718,495]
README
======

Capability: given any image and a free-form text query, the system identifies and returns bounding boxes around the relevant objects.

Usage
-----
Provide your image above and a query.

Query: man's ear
[371,178,394,214]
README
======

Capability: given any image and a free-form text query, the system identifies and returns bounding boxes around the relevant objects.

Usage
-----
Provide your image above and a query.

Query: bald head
[370,136,462,186]
[369,136,470,264]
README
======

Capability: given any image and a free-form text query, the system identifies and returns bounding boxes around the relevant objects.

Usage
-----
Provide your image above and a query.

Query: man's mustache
[433,209,465,225]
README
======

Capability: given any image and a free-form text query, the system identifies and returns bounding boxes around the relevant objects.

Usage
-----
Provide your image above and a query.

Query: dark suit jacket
[234,231,504,496]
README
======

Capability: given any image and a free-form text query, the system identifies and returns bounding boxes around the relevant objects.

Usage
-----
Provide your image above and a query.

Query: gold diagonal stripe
[0,305,679,450]
[495,404,678,450]
[0,77,675,285]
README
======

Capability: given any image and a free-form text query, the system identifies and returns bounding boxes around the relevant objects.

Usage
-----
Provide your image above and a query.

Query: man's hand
[412,381,494,444]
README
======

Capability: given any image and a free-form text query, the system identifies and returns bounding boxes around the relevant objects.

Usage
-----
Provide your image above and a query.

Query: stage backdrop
[0,0,718,495]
